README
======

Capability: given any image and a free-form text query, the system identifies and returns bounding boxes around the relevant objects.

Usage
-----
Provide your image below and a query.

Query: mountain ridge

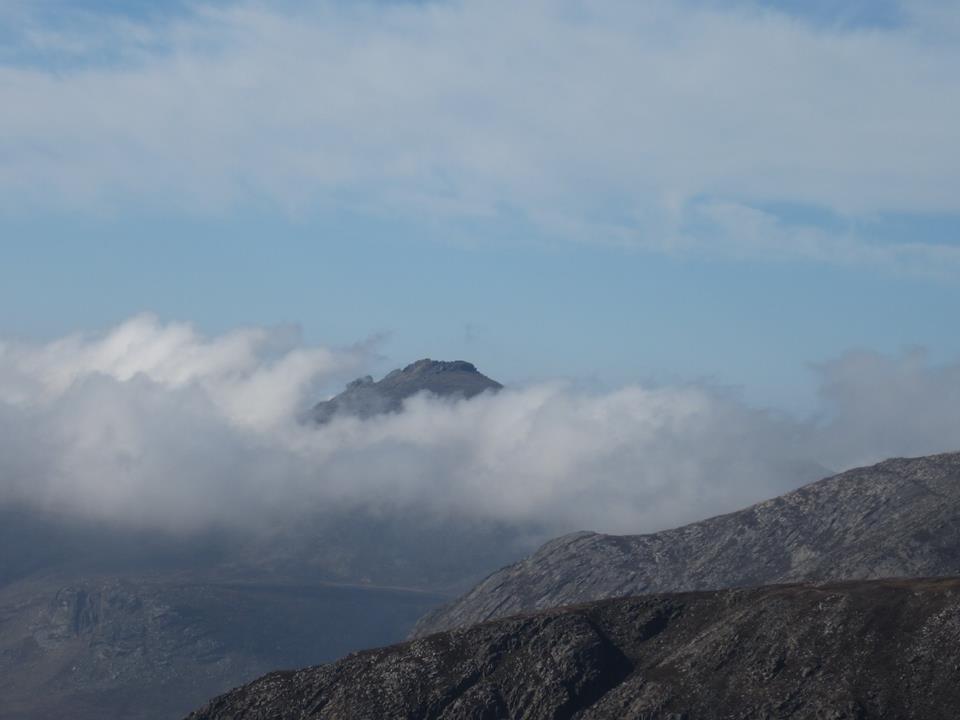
[413,451,960,636]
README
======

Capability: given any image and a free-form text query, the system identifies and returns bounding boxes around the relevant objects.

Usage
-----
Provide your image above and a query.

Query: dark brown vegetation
[189,576,960,720]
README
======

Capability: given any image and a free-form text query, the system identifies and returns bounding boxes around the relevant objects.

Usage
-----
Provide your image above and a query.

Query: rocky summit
[311,359,502,423]
[413,452,960,636]
[187,576,960,720]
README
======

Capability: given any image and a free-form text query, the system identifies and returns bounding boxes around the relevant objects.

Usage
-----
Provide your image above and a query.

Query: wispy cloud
[1,1,958,266]
[678,200,960,272]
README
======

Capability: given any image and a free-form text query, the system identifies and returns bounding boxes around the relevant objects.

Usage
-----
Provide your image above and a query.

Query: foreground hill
[414,452,960,636]
[188,576,960,719]
[311,358,502,423]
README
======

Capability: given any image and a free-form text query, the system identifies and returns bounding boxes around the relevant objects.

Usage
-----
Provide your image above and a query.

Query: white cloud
[813,347,960,469]
[0,314,351,428]
[1,317,959,536]
[1,1,959,265]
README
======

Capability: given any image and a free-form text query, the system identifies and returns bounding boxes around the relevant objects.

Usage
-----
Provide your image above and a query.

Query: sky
[0,0,959,536]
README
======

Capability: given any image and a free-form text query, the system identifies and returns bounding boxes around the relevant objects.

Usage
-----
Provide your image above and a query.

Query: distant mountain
[0,505,533,720]
[187,576,960,720]
[0,575,440,720]
[413,452,960,636]
[311,359,502,423]
[0,359,527,720]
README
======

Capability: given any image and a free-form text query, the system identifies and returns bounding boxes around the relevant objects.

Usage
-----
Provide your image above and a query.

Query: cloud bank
[2,1,959,266]
[1,316,958,536]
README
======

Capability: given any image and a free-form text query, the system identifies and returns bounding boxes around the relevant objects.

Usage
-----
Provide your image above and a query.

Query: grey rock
[186,576,960,720]
[413,452,960,636]
[311,359,502,423]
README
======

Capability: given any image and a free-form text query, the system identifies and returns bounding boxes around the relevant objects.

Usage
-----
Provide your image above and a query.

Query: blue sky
[2,0,959,414]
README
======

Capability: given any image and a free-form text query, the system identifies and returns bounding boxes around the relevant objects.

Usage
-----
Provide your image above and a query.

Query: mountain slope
[414,452,960,636]
[187,576,960,720]
[311,359,502,423]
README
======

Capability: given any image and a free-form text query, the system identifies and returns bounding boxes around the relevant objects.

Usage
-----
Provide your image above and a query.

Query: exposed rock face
[414,452,960,636]
[311,359,502,423]
[187,577,960,720]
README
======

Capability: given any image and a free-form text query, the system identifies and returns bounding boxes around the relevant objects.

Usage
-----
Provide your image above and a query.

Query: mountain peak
[400,358,478,375]
[312,359,502,424]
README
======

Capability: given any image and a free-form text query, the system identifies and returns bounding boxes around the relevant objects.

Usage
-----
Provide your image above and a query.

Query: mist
[1,315,958,538]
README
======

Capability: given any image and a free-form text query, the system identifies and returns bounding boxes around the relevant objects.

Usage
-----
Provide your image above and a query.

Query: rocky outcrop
[414,452,960,636]
[187,576,960,720]
[312,359,502,423]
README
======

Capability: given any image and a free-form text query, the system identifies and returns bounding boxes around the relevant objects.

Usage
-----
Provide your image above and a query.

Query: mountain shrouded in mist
[0,340,522,720]
[3,317,960,718]
[4,316,960,539]
[4,1,960,718]
[311,358,502,423]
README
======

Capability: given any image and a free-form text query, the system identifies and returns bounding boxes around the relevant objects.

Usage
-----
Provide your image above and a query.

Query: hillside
[188,576,960,720]
[414,452,960,636]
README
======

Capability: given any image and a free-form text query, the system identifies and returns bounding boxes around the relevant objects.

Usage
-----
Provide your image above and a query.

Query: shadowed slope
[188,577,960,720]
